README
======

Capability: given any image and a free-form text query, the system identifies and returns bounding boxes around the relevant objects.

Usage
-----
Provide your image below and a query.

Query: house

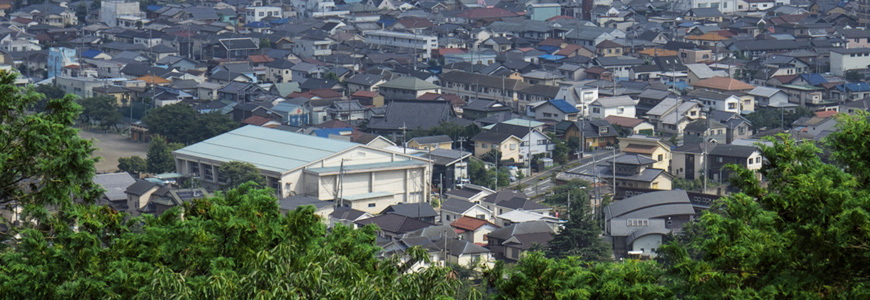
[588,96,637,119]
[596,154,674,191]
[380,203,438,223]
[594,56,644,81]
[747,86,789,107]
[830,48,870,77]
[346,73,386,93]
[685,63,728,85]
[470,131,522,162]
[445,184,495,203]
[707,144,763,183]
[487,122,552,163]
[671,142,714,181]
[427,149,472,190]
[378,77,441,101]
[682,119,728,145]
[367,100,464,135]
[691,76,755,93]
[618,135,673,171]
[496,210,564,232]
[290,62,328,82]
[407,135,453,151]
[684,8,725,22]
[93,172,137,210]
[265,59,296,83]
[462,99,512,120]
[173,126,431,204]
[644,98,703,135]
[596,40,627,57]
[330,207,374,228]
[604,190,696,258]
[791,114,839,139]
[480,190,550,219]
[355,214,434,241]
[579,119,619,150]
[689,90,746,114]
[451,216,500,244]
[532,99,580,121]
[441,198,494,223]
[604,115,656,136]
[708,110,753,143]
[325,100,367,126]
[486,221,554,261]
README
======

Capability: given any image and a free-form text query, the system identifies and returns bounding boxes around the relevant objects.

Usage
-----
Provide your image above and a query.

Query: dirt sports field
[78,130,149,174]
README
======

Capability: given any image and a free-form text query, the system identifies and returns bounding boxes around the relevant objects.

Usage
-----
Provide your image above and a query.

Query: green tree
[485,252,672,299]
[78,95,123,129]
[259,37,272,49]
[481,149,502,163]
[142,104,238,144]
[324,72,339,82]
[184,112,239,144]
[0,184,460,298]
[117,156,147,175]
[545,180,611,261]
[744,106,814,130]
[659,113,870,298]
[218,161,265,189]
[0,71,102,209]
[75,2,88,23]
[845,69,865,82]
[146,135,176,174]
[32,84,68,112]
[142,103,197,143]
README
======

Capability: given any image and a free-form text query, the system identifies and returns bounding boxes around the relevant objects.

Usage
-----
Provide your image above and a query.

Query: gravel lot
[78,130,149,174]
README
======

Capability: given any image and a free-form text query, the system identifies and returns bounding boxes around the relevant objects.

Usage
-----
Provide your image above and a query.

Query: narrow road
[507,150,617,197]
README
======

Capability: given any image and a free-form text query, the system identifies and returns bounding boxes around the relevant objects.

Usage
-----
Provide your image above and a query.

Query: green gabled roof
[378,76,440,91]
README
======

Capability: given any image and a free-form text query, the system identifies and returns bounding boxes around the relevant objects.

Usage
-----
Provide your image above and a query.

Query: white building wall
[631,234,663,258]
[831,50,870,76]
[363,30,438,59]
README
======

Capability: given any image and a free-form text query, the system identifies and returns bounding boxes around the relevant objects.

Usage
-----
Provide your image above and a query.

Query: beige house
[407,135,453,151]
[619,135,673,172]
[470,131,522,162]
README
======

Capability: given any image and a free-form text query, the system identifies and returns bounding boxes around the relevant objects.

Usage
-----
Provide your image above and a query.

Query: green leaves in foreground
[0,184,459,299]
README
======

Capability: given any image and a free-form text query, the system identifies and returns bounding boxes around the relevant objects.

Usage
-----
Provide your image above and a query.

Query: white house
[173,126,432,209]
[691,90,743,114]
[830,48,870,77]
[747,86,789,107]
[245,6,282,23]
[589,95,637,119]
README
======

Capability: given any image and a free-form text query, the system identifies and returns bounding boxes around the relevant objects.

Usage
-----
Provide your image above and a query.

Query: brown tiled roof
[692,76,755,91]
[451,216,496,231]
[242,115,271,126]
[623,143,657,155]
[605,115,644,128]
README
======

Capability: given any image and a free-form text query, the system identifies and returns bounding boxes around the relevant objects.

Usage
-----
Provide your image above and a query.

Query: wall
[631,234,663,258]
[831,50,870,76]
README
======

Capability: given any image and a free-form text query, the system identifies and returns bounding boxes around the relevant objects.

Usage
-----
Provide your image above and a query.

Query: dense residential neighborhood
[2,0,870,296]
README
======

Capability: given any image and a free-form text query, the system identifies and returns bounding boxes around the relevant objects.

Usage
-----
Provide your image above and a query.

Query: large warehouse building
[173,126,432,209]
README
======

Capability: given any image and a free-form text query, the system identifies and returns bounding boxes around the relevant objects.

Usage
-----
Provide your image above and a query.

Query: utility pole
[527,119,532,177]
[612,146,616,197]
[400,122,407,154]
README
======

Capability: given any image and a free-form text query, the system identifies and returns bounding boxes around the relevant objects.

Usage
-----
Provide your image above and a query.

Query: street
[512,149,618,198]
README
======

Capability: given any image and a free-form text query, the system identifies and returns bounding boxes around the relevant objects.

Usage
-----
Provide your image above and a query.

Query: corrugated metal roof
[173,125,358,174]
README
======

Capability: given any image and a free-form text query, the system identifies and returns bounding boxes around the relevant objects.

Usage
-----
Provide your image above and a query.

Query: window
[658,154,663,161]
[718,157,723,163]
[368,203,376,208]
[617,107,624,114]
[204,166,214,181]
[446,215,451,221]
[476,214,486,219]
[189,162,199,175]
[592,107,600,113]
[510,144,516,150]
[599,127,608,133]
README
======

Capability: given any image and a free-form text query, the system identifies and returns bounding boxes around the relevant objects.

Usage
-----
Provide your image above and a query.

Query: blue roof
[312,127,355,138]
[539,54,566,61]
[146,4,163,11]
[245,22,271,28]
[537,45,560,53]
[81,49,103,59]
[269,18,291,25]
[548,99,579,113]
[377,19,397,26]
[800,73,827,86]
[838,82,870,92]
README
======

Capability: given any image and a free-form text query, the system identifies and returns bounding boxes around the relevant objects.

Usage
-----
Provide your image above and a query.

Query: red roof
[815,110,838,118]
[397,17,433,29]
[546,15,574,22]
[317,119,355,129]
[450,216,496,231]
[12,17,32,23]
[555,44,584,56]
[455,8,517,19]
[309,88,342,98]
[242,115,272,126]
[352,90,379,98]
[437,48,467,56]
[605,115,645,128]
[538,37,566,47]
[248,54,274,64]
